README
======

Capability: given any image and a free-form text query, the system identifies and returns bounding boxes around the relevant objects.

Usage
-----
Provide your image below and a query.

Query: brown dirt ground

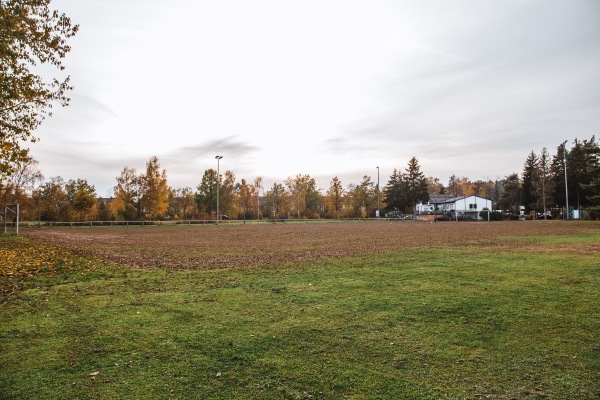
[22,221,600,270]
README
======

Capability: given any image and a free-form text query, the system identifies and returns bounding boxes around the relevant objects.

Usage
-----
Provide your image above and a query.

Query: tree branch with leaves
[1,0,78,180]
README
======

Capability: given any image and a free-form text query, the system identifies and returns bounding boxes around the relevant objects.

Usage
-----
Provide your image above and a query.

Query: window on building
[469,203,477,209]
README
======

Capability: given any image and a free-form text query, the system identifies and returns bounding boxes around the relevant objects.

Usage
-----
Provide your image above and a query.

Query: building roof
[427,194,489,204]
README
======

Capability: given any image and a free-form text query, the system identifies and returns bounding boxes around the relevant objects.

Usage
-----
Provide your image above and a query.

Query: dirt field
[22,220,600,270]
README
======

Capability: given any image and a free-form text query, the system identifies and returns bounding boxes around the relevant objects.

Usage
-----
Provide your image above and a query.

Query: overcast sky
[32,0,600,196]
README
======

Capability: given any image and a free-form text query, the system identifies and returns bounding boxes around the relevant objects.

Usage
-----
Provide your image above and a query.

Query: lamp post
[215,155,223,224]
[377,166,380,218]
[563,145,569,220]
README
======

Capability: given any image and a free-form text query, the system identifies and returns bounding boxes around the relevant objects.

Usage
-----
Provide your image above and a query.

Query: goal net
[3,204,20,235]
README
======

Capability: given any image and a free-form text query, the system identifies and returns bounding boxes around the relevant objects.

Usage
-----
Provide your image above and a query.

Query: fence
[9,217,415,229]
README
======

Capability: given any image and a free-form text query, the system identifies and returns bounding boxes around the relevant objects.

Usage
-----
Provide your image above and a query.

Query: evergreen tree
[521,151,539,212]
[382,169,404,212]
[551,137,600,213]
[538,147,553,217]
[498,173,521,215]
[579,137,600,214]
[550,141,568,210]
[404,156,429,208]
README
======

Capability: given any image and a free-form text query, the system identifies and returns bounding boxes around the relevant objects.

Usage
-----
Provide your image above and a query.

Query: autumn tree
[0,157,42,221]
[346,176,377,218]
[324,176,344,218]
[169,186,195,220]
[65,178,96,221]
[285,174,320,218]
[96,199,112,221]
[264,182,287,219]
[195,169,218,218]
[140,156,168,220]
[252,176,263,219]
[237,178,252,220]
[39,176,69,221]
[1,0,78,180]
[112,167,140,220]
[446,175,468,196]
[472,179,497,200]
[426,176,444,196]
[463,182,477,197]
[220,170,237,218]
[0,157,42,202]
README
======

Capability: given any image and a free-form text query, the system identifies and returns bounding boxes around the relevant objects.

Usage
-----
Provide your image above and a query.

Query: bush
[588,207,600,220]
[479,208,502,221]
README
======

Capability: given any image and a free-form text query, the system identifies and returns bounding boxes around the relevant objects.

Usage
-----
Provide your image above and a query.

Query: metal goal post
[3,204,20,235]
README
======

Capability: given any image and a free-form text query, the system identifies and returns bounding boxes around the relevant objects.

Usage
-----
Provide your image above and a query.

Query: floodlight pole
[377,166,380,218]
[563,146,569,220]
[215,155,223,224]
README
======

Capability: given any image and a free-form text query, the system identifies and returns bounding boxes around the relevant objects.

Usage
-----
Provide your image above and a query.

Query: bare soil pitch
[23,221,600,269]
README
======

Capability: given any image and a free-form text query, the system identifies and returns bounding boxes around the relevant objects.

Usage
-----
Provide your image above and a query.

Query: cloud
[166,136,259,161]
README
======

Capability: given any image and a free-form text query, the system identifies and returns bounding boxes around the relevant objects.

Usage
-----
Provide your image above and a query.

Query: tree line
[1,136,599,222]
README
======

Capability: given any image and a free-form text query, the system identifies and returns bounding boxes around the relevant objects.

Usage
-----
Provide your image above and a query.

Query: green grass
[1,233,599,399]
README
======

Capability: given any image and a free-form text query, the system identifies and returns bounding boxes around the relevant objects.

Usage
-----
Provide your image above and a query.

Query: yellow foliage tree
[140,156,168,220]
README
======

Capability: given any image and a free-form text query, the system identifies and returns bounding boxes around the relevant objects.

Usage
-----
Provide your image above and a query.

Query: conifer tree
[404,156,429,209]
[522,151,539,212]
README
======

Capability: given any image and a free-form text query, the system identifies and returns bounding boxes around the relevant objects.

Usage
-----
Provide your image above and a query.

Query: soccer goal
[3,204,20,235]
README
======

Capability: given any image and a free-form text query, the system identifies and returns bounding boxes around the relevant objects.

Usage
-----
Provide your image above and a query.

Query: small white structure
[416,195,492,221]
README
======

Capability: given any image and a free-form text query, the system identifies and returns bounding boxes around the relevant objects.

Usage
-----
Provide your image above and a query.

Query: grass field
[1,221,599,399]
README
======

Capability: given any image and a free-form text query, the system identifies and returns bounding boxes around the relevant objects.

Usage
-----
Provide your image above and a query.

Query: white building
[416,195,493,221]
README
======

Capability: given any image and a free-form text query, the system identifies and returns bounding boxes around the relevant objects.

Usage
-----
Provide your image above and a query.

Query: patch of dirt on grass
[22,221,600,270]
